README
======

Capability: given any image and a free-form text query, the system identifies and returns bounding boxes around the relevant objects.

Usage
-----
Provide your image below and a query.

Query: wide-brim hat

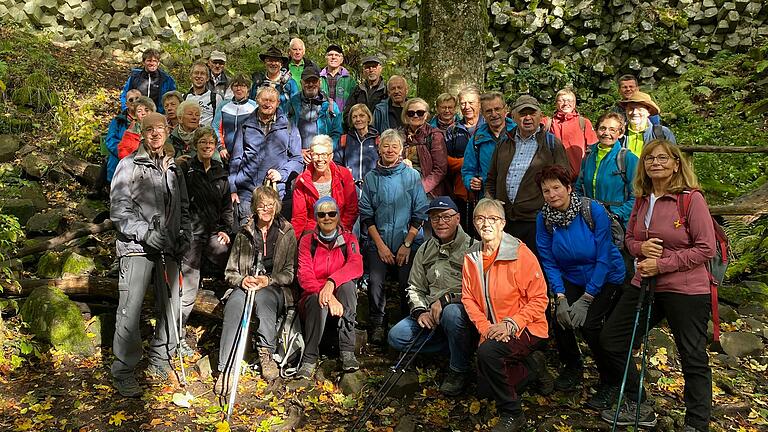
[259,46,288,62]
[619,91,660,116]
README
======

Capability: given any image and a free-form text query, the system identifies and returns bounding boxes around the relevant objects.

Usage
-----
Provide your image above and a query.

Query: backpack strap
[652,124,666,140]
[210,91,217,113]
[580,197,595,231]
[616,147,630,201]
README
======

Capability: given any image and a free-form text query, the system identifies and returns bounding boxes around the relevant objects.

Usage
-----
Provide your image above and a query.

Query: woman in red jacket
[296,196,364,380]
[599,139,715,431]
[292,134,358,237]
[546,88,598,178]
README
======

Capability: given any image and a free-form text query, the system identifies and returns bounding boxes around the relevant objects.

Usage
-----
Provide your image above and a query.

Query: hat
[301,65,321,81]
[326,44,344,55]
[209,50,227,62]
[361,55,382,65]
[428,196,459,213]
[619,91,660,116]
[259,46,288,62]
[314,196,338,219]
[511,95,541,113]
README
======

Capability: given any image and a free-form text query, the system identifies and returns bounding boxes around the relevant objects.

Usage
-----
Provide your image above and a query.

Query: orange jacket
[461,233,549,342]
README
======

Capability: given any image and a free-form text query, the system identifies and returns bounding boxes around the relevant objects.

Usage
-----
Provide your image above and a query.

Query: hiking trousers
[301,281,357,363]
[180,232,230,334]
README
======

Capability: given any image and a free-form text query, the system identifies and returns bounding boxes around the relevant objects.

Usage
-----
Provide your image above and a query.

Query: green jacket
[320,67,357,113]
[406,225,473,316]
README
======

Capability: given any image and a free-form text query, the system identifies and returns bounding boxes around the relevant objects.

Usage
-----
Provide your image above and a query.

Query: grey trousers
[180,232,230,335]
[218,285,285,372]
[111,255,181,380]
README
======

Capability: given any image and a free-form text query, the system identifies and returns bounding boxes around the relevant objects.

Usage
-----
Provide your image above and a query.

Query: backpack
[544,115,586,135]
[545,197,626,251]
[272,286,305,378]
[578,146,631,206]
[676,190,730,342]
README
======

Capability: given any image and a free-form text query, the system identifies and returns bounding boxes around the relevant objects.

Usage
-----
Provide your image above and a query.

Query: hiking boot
[554,366,582,391]
[600,399,657,428]
[177,339,196,358]
[296,362,316,380]
[214,371,233,396]
[145,363,170,381]
[113,376,142,397]
[258,347,280,381]
[439,369,470,396]
[528,350,554,395]
[369,326,387,346]
[491,412,526,432]
[585,384,619,411]
[340,351,360,372]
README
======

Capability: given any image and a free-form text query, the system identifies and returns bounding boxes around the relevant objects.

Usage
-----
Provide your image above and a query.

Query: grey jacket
[224,216,297,293]
[110,143,190,257]
[406,225,473,316]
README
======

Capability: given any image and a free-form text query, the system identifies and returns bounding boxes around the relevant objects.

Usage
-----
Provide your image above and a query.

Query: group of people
[106,40,715,432]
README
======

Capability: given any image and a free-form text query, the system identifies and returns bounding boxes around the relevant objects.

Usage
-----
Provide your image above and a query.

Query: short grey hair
[379,129,404,148]
[162,90,183,105]
[256,85,280,101]
[310,135,333,154]
[176,100,201,119]
[473,198,506,220]
[134,96,156,112]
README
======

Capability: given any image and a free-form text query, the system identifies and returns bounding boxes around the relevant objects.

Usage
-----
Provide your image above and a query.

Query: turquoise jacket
[287,92,343,149]
[461,117,516,197]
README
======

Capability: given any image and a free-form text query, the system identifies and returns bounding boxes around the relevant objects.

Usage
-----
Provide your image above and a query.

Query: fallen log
[16,219,114,258]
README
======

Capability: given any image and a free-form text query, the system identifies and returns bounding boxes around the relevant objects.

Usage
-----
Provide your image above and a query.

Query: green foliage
[11,72,59,112]
[51,88,112,160]
[725,217,768,279]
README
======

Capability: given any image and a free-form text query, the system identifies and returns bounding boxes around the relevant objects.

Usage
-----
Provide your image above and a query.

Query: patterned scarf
[541,192,581,228]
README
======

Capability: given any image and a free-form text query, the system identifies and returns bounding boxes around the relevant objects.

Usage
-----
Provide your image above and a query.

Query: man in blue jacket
[287,65,343,161]
[120,48,177,114]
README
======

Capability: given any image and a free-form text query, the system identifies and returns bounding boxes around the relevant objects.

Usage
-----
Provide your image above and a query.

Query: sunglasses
[211,60,225,65]
[406,110,427,118]
[317,211,338,219]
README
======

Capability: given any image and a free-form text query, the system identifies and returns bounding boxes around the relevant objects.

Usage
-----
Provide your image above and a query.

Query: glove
[175,230,192,257]
[556,296,573,330]
[568,293,594,328]
[144,228,169,251]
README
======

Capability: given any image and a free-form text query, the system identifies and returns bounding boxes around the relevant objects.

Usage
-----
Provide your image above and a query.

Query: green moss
[36,251,62,278]
[61,252,95,277]
[20,286,93,356]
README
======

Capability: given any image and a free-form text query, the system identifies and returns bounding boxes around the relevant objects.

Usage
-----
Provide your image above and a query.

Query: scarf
[318,228,338,243]
[541,192,581,229]
[175,126,196,151]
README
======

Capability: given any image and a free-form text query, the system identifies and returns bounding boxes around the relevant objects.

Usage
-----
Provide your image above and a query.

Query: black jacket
[342,79,388,130]
[180,157,234,236]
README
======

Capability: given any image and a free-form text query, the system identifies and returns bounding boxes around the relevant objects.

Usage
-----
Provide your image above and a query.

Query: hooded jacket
[105,111,131,183]
[548,111,598,178]
[120,67,177,114]
[461,118,516,199]
[287,91,343,149]
[404,123,448,197]
[333,128,380,183]
[212,97,258,154]
[319,67,357,113]
[297,229,363,301]
[179,157,233,237]
[291,161,359,237]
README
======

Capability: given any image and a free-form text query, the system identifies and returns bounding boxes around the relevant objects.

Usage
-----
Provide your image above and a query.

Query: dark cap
[301,65,321,80]
[259,45,288,62]
[511,95,541,113]
[361,55,382,65]
[326,44,344,55]
[428,196,459,213]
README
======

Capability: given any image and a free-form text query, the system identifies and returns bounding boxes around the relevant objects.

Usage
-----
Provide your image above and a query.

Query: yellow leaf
[469,400,481,415]
[14,418,34,431]
[553,422,574,432]
[171,392,194,408]
[109,411,127,426]
[214,421,230,432]
[321,380,335,393]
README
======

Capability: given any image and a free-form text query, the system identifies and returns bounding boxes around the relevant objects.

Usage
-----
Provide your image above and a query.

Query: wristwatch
[403,239,412,248]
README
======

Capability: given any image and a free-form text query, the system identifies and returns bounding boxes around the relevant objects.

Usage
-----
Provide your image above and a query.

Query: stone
[21,153,47,179]
[37,251,64,278]
[25,209,65,234]
[20,286,94,356]
[648,328,678,358]
[0,135,20,162]
[0,199,36,225]
[77,199,108,222]
[339,370,366,395]
[720,332,764,358]
[61,252,96,276]
[394,414,417,432]
[195,355,212,379]
[387,370,419,398]
[718,303,739,323]
[19,181,48,210]
[739,302,768,318]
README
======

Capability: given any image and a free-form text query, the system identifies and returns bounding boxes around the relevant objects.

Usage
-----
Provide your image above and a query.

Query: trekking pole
[350,328,435,432]
[611,277,650,432]
[634,277,657,429]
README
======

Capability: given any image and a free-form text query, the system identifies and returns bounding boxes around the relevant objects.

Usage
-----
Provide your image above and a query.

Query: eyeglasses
[211,60,225,65]
[256,203,275,211]
[317,211,338,219]
[597,126,621,134]
[311,152,332,160]
[473,215,503,225]
[406,110,427,118]
[644,154,676,164]
[429,213,458,224]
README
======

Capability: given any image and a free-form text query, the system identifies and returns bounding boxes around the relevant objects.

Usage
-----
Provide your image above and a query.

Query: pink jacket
[297,229,363,300]
[292,161,359,237]
[626,191,716,295]
[404,124,447,196]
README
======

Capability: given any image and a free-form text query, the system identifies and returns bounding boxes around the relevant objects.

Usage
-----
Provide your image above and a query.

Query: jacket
[207,70,231,99]
[287,92,343,149]
[212,98,258,154]
[110,142,190,257]
[343,79,388,128]
[407,226,473,314]
[291,161,359,237]
[248,69,299,116]
[547,111,598,178]
[461,118,515,197]
[536,200,626,297]
[359,162,429,251]
[228,111,303,200]
[117,129,142,160]
[485,127,569,222]
[372,98,403,132]
[184,88,222,127]
[404,124,448,197]
[120,67,177,114]
[297,229,363,301]
[320,67,357,113]
[626,191,716,295]
[166,126,222,163]
[574,141,639,225]
[623,122,676,157]
[179,157,233,236]
[333,128,380,183]
[224,216,296,292]
[105,111,130,182]
[461,233,549,342]
[444,118,485,201]
[286,58,318,91]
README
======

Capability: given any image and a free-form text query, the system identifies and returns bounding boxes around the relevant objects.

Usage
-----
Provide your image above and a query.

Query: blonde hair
[176,100,201,119]
[633,139,699,196]
[401,97,430,125]
[555,88,576,101]
[348,103,373,127]
[251,185,282,216]
[435,93,456,107]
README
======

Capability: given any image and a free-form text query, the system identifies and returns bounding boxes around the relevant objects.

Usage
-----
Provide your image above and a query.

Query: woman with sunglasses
[292,134,358,237]
[401,98,448,197]
[295,196,363,379]
[599,139,715,431]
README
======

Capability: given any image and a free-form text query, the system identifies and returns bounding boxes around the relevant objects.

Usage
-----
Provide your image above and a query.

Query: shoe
[600,399,657,427]
[491,412,526,432]
[213,371,234,396]
[369,326,387,346]
[683,425,707,432]
[585,384,619,410]
[340,351,360,372]
[113,376,142,397]
[439,369,470,396]
[177,339,196,358]
[258,347,280,381]
[527,350,554,395]
[145,363,170,380]
[295,362,316,380]
[554,366,583,391]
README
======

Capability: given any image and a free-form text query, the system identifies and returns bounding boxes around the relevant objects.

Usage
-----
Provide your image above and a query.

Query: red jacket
[291,161,358,238]
[297,229,363,301]
[118,129,142,159]
[547,111,598,178]
[404,124,447,197]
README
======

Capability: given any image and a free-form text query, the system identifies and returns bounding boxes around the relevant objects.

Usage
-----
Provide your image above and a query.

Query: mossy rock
[86,313,115,347]
[0,135,20,163]
[76,199,108,222]
[21,153,47,179]
[0,198,36,224]
[26,209,65,234]
[37,251,63,278]
[718,281,768,308]
[61,252,96,277]
[19,182,48,210]
[20,286,94,356]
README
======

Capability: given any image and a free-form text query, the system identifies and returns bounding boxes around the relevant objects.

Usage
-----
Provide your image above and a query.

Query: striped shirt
[505,128,539,204]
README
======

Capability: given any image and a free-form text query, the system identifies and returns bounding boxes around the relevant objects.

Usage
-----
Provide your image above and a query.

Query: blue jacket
[212,98,258,154]
[372,98,403,133]
[287,92,343,149]
[445,116,485,158]
[105,111,130,183]
[228,112,303,200]
[333,128,379,184]
[574,141,639,225]
[120,67,177,114]
[536,200,625,297]
[359,162,429,251]
[461,117,516,195]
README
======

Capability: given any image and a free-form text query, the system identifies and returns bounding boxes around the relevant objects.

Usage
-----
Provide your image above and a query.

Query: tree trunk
[15,219,114,258]
[418,0,488,103]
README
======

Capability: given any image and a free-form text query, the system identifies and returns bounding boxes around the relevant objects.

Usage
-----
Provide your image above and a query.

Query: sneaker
[295,362,316,380]
[112,376,142,397]
[177,339,196,358]
[527,350,554,395]
[145,363,170,381]
[340,351,360,372]
[600,399,657,427]
[258,347,280,381]
[585,384,619,411]
[491,412,526,432]
[554,366,582,391]
[369,326,387,346]
[439,369,470,396]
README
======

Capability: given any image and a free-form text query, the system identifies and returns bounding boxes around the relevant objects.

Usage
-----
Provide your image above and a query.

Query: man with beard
[373,75,408,132]
[343,55,387,128]
[120,48,177,114]
[184,60,223,127]
[206,50,232,100]
[619,91,675,157]
[287,65,343,160]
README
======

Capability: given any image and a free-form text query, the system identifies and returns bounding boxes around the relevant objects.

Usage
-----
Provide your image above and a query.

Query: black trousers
[600,286,711,430]
[367,244,416,327]
[301,281,357,363]
[554,280,620,382]
[504,220,538,258]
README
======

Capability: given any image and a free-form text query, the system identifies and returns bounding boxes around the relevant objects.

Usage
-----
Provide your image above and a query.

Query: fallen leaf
[171,392,194,408]
[109,411,127,426]
[214,420,230,432]
[469,400,481,415]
